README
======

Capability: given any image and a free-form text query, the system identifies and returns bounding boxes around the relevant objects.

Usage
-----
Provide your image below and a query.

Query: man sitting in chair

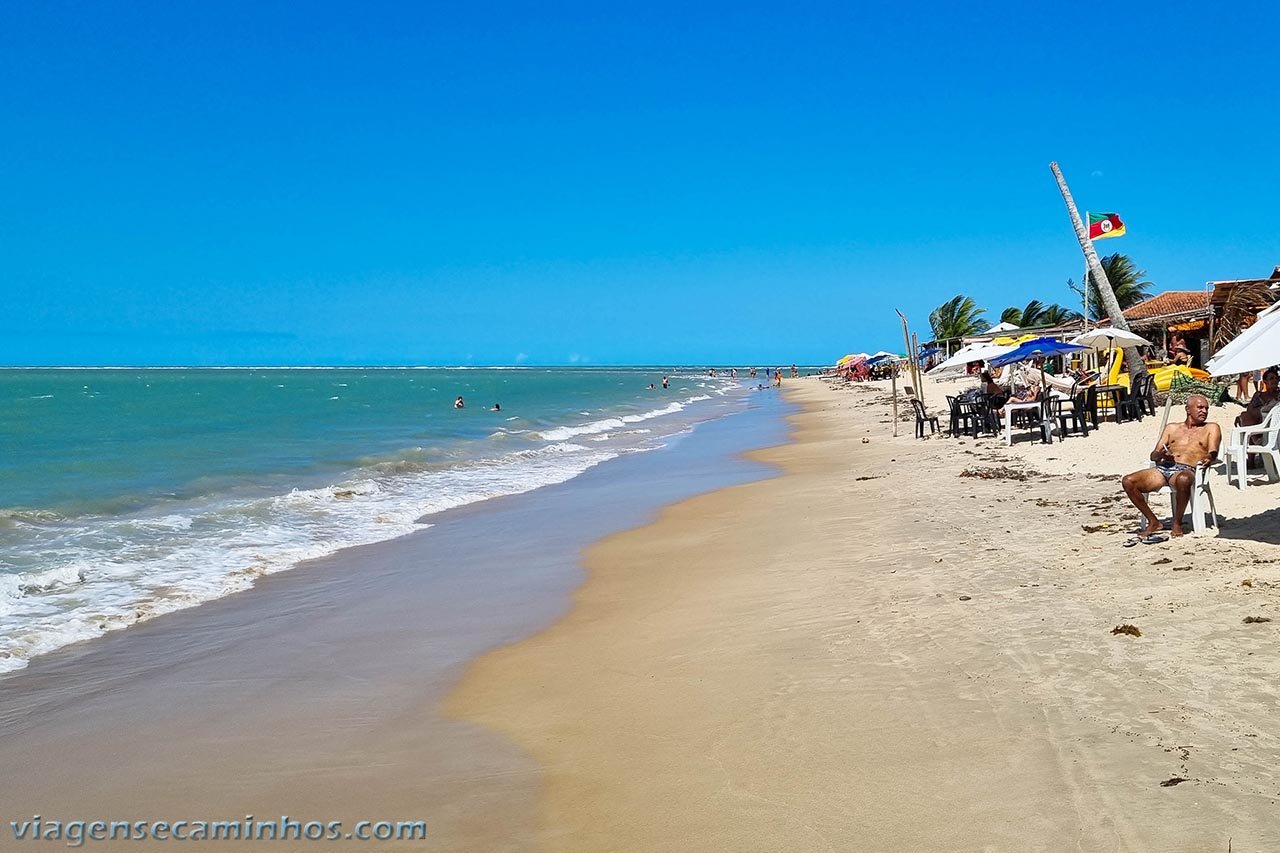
[1121,394,1222,539]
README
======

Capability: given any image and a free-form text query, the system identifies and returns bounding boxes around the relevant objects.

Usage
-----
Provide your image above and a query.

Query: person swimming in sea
[454,396,465,409]
[491,402,501,411]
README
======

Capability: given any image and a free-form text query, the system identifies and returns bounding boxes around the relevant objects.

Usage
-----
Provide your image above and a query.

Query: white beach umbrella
[1207,302,1280,376]
[1069,328,1151,350]
[925,342,1016,376]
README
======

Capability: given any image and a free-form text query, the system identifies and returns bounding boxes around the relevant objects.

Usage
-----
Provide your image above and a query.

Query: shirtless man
[1121,394,1221,538]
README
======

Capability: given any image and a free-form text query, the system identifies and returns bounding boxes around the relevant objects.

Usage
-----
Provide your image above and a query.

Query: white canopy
[1069,328,1151,350]
[925,342,1016,376]
[982,321,1019,334]
[1207,302,1280,376]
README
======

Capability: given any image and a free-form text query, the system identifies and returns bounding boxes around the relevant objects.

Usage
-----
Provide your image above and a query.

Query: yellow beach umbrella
[992,333,1039,346]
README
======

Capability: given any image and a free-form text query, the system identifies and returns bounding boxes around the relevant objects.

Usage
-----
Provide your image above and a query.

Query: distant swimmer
[491,403,501,411]
[730,369,737,379]
[661,376,669,389]
[647,383,656,390]
[454,396,465,409]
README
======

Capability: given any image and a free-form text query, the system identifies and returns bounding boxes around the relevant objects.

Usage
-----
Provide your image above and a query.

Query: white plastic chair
[1149,461,1220,534]
[1224,406,1280,490]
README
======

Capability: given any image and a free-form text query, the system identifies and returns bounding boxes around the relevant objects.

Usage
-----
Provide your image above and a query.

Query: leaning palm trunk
[1050,162,1146,381]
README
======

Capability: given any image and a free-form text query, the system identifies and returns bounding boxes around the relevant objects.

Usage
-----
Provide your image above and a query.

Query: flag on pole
[1087,212,1126,240]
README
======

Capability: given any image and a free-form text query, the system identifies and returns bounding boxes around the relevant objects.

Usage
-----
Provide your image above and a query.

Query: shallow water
[0,367,746,672]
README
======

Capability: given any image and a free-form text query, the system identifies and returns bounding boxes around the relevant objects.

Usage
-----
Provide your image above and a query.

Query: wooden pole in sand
[895,309,921,404]
[911,331,923,404]
[1050,162,1146,382]
[890,363,899,437]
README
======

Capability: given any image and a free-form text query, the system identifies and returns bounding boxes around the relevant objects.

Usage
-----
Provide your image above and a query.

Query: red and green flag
[1087,212,1126,240]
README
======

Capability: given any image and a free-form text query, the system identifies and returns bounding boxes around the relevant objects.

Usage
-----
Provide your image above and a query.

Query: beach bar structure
[1120,265,1280,366]
[1122,291,1212,363]
[1207,265,1280,352]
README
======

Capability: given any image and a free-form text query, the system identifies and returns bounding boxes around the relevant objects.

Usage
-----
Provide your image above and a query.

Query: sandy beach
[451,377,1280,851]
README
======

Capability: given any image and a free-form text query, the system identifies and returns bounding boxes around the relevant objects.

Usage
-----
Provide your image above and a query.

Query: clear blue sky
[4,1,1279,365]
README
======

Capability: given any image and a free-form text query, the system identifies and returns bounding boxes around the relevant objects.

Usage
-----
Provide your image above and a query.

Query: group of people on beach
[956,349,1252,542]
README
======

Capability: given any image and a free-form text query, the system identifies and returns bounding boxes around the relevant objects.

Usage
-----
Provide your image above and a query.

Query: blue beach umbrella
[988,337,1087,368]
[988,337,1088,400]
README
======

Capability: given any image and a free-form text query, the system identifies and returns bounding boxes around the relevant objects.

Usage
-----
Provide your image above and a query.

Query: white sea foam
[0,442,622,674]
[0,377,747,675]
[536,401,690,441]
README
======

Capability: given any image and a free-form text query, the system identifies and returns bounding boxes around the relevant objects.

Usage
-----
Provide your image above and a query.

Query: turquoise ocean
[0,367,751,674]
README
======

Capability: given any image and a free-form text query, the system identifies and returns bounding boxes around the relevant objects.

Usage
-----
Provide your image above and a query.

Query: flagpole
[1082,211,1090,331]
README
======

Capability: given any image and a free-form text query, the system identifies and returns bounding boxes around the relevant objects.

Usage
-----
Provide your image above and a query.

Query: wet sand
[450,377,1280,851]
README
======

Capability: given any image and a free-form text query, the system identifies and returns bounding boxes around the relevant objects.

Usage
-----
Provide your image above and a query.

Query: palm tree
[1083,254,1153,320]
[929,295,987,342]
[1038,304,1083,326]
[1000,300,1049,327]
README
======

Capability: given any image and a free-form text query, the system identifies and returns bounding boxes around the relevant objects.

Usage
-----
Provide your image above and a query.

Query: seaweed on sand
[959,466,1040,482]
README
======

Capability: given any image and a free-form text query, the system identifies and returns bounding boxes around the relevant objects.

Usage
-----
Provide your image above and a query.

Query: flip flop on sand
[1124,534,1168,547]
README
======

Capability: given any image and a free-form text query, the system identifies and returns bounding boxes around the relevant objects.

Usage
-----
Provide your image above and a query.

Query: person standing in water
[661,376,669,389]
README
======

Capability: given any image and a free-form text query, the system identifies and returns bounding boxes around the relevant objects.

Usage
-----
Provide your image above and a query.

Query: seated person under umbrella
[980,370,1008,409]
[1235,367,1280,442]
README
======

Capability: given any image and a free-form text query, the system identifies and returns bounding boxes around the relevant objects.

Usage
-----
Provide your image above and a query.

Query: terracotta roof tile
[1123,291,1209,320]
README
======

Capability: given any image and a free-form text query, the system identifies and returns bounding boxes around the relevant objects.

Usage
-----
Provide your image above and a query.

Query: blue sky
[4,1,1279,365]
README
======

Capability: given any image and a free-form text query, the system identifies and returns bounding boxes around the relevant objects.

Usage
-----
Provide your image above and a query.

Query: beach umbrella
[1070,328,1151,380]
[990,337,1087,394]
[865,353,902,366]
[989,337,1088,368]
[1207,302,1280,377]
[925,341,1016,376]
[1069,328,1151,350]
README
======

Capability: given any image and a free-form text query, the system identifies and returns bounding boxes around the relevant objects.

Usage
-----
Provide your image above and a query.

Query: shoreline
[0,394,788,852]
[448,377,1280,850]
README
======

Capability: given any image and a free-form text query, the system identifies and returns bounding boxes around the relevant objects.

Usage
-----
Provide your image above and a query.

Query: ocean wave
[0,442,621,674]
[536,401,688,441]
[0,375,746,674]
[0,508,65,525]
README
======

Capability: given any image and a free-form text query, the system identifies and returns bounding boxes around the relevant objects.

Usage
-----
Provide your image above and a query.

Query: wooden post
[1206,281,1216,359]
[895,309,920,405]
[1050,162,1145,381]
[910,331,923,406]
[890,365,899,437]
[1083,262,1090,327]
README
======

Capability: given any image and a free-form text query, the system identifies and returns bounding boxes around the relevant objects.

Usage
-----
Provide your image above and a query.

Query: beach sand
[450,377,1280,851]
